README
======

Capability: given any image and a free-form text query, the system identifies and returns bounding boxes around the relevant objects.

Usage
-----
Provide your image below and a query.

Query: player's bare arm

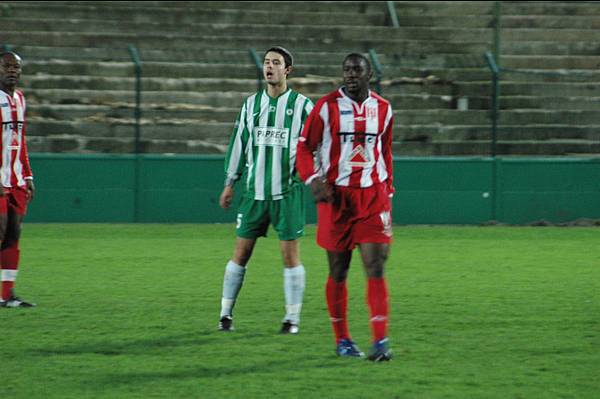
[309,179,334,203]
[219,185,234,209]
[25,180,35,202]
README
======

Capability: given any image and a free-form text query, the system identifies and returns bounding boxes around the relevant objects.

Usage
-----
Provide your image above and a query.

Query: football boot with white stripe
[336,339,365,357]
[0,295,36,308]
[280,320,299,334]
[218,315,234,331]
[367,338,392,362]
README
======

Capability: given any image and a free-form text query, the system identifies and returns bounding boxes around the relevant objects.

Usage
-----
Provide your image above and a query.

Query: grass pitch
[1,224,598,399]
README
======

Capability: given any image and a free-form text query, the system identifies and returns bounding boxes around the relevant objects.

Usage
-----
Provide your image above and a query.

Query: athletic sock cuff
[284,264,305,277]
[226,260,246,275]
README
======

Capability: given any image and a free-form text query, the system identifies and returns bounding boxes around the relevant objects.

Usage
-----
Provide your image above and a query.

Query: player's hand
[219,186,234,209]
[26,180,35,202]
[310,179,334,203]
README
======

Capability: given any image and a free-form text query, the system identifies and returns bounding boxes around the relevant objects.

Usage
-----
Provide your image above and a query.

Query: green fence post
[127,44,142,154]
[128,44,142,222]
[368,49,383,95]
[492,1,502,67]
[484,51,500,158]
[484,51,501,222]
[386,1,400,28]
[248,48,263,92]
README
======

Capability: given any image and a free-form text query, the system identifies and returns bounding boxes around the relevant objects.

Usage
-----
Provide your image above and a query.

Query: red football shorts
[0,187,30,216]
[316,183,393,252]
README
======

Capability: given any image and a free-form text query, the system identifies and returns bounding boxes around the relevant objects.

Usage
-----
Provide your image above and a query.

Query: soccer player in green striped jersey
[217,47,313,334]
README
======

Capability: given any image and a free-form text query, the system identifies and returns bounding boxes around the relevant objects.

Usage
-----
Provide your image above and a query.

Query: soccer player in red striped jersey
[0,52,36,308]
[296,53,393,361]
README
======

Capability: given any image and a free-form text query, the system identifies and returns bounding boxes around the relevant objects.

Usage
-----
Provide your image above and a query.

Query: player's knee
[328,263,349,282]
[365,263,385,278]
[364,253,387,278]
[281,250,300,267]
[232,252,251,266]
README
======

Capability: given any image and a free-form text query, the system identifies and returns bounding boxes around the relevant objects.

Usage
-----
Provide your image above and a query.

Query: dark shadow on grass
[88,357,345,388]
[30,332,211,357]
[29,329,298,358]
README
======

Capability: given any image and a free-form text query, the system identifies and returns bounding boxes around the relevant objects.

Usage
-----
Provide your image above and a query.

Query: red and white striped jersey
[0,89,33,188]
[296,88,394,194]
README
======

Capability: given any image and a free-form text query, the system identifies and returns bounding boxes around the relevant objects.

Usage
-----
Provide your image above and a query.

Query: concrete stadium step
[26,134,598,156]
[1,31,491,55]
[19,61,495,82]
[25,88,463,110]
[27,117,600,144]
[20,60,600,85]
[26,105,600,127]
[18,48,591,77]
[1,2,387,24]
[501,28,600,42]
[22,76,263,93]
[26,86,600,112]
[398,110,600,125]
[389,14,600,29]
[21,75,468,97]
[395,140,600,156]
[392,1,493,16]
[26,119,230,142]
[501,1,600,16]
[26,135,228,154]
[502,40,600,56]
[501,55,600,71]
[392,1,600,17]
[11,45,489,70]
[26,84,600,110]
[3,19,500,43]
[26,104,239,122]
[13,1,388,14]
[394,1,599,17]
[457,82,600,97]
[501,15,600,29]
[8,46,350,64]
[499,96,600,111]
[395,125,600,142]
[13,44,492,70]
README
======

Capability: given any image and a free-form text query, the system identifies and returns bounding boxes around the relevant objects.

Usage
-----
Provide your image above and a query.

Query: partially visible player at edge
[217,46,313,334]
[0,52,36,308]
[296,53,394,361]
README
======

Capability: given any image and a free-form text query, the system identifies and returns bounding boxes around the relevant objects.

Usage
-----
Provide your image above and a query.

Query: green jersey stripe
[225,88,313,200]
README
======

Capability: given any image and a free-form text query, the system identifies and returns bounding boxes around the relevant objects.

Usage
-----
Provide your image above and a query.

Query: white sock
[220,260,246,318]
[283,264,305,324]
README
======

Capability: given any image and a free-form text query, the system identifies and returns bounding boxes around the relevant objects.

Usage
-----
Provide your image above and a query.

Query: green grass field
[1,224,599,399]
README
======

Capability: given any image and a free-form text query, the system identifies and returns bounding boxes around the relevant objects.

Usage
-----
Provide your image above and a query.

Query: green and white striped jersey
[225,89,313,200]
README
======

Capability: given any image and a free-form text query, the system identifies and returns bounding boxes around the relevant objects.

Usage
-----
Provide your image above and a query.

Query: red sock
[326,276,349,344]
[2,281,14,300]
[1,244,20,300]
[367,277,389,343]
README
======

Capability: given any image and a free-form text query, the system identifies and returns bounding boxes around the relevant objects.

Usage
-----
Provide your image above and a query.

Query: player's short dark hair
[264,46,294,68]
[0,51,22,63]
[343,53,371,73]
